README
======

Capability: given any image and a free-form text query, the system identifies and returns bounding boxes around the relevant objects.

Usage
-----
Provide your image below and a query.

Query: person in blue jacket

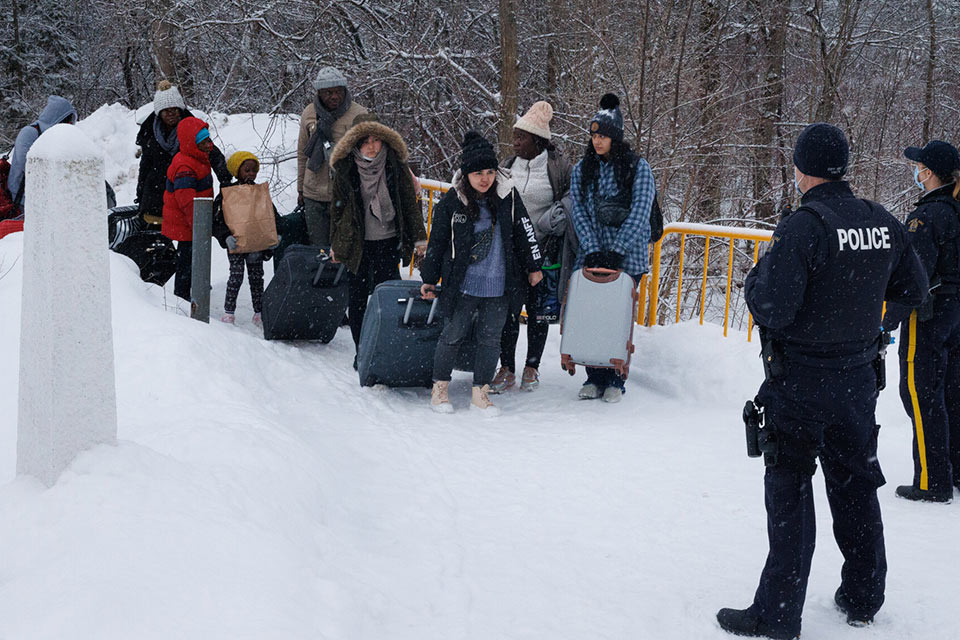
[569,93,655,403]
[717,123,927,640]
[883,140,960,503]
[7,96,78,215]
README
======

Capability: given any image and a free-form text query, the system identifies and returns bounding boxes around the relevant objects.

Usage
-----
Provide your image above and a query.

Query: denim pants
[434,294,508,386]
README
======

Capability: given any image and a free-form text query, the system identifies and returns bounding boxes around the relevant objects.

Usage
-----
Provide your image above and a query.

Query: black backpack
[649,193,664,243]
[625,157,665,243]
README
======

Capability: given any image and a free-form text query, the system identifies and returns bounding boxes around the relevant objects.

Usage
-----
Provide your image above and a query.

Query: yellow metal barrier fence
[646,223,774,340]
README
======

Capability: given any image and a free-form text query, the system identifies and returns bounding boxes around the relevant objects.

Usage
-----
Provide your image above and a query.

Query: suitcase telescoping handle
[582,267,622,284]
[401,286,440,326]
[312,261,346,287]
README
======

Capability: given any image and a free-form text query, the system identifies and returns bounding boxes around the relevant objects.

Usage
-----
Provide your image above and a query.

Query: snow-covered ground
[0,105,956,639]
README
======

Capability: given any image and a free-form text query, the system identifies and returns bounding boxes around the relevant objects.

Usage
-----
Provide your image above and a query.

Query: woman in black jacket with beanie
[420,131,543,416]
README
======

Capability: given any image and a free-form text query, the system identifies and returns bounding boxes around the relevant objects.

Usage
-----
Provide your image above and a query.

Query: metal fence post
[191,197,214,323]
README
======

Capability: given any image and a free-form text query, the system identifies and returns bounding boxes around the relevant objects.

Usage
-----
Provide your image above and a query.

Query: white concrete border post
[17,123,118,487]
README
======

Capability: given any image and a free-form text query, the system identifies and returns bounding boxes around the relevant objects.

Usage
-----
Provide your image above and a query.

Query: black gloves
[601,251,624,269]
[583,251,605,268]
[584,250,624,270]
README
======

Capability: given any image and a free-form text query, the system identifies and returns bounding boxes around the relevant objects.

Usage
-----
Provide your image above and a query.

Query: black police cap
[904,140,960,181]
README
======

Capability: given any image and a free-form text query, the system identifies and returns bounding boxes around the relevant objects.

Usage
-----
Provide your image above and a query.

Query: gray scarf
[353,147,395,224]
[304,89,352,172]
[153,115,179,155]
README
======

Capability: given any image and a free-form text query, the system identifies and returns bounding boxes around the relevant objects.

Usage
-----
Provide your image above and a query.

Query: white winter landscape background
[0,105,956,639]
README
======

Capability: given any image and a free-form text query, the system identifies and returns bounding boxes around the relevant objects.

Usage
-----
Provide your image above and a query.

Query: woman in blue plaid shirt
[569,93,656,402]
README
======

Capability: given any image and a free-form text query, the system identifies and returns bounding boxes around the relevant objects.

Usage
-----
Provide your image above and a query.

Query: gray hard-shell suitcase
[559,267,638,379]
[357,280,475,387]
[261,244,348,342]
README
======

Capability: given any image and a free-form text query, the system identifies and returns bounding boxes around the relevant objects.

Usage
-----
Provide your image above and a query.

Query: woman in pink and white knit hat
[491,100,575,394]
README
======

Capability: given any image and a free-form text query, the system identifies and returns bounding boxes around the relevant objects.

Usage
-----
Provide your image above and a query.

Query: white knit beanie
[313,67,348,91]
[153,80,186,115]
[514,101,553,141]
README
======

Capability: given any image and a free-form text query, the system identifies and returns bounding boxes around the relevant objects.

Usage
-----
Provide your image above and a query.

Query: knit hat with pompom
[153,80,186,115]
[589,93,624,143]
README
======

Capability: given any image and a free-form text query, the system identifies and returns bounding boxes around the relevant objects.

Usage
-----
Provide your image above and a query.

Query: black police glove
[583,251,605,268]
[600,250,624,270]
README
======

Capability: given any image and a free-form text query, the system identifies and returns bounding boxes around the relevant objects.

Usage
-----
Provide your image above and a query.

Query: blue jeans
[434,294,508,386]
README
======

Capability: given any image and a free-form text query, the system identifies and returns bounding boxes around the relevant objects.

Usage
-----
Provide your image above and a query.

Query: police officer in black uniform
[717,123,927,640]
[883,140,960,503]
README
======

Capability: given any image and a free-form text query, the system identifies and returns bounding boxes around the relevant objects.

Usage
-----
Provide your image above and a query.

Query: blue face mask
[794,175,804,196]
[913,165,926,190]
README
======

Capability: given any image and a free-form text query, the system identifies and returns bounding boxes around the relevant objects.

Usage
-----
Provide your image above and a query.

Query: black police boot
[895,484,952,503]
[716,607,799,640]
[834,587,874,627]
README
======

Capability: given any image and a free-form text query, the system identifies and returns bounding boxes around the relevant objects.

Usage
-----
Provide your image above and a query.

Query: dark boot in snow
[716,607,799,640]
[895,484,952,503]
[834,587,875,627]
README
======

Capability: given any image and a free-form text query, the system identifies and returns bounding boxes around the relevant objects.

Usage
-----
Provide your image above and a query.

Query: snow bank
[0,106,956,639]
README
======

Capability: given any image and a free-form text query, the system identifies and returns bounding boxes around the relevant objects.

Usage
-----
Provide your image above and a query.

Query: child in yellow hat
[212,151,280,327]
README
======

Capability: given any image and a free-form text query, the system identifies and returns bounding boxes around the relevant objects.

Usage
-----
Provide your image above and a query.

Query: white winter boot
[431,381,454,414]
[471,384,500,416]
[578,383,600,400]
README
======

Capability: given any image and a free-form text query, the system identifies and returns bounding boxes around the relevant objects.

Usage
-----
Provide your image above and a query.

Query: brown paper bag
[221,182,278,253]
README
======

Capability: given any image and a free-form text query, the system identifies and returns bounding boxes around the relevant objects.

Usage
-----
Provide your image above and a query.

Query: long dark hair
[578,139,638,200]
[457,171,499,225]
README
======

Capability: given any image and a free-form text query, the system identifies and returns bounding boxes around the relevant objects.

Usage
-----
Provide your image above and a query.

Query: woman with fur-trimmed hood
[329,113,428,353]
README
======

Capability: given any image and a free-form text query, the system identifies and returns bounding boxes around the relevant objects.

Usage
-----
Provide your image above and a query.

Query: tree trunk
[695,0,724,222]
[121,44,137,108]
[923,0,936,141]
[546,0,563,99]
[751,0,789,221]
[498,0,519,160]
[151,8,177,84]
[11,0,23,96]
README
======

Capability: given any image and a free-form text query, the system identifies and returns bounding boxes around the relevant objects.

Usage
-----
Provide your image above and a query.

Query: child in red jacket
[162,116,214,301]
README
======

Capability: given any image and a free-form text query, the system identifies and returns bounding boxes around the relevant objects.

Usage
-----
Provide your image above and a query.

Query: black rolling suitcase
[357,280,475,387]
[261,244,348,342]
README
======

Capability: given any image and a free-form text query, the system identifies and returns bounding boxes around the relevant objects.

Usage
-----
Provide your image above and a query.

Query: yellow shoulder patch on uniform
[908,218,922,232]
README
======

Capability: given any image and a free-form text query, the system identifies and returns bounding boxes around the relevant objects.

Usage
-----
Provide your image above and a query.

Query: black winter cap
[460,131,498,175]
[793,123,849,180]
[904,140,960,182]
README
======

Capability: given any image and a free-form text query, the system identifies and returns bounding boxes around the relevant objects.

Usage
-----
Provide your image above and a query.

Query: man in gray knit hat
[297,66,367,246]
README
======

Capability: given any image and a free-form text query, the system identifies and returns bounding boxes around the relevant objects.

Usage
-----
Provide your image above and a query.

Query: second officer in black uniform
[884,140,960,503]
[717,123,927,640]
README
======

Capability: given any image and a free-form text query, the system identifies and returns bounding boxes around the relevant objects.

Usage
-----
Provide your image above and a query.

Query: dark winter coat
[420,169,543,318]
[328,119,427,275]
[136,110,230,221]
[161,117,214,242]
[745,181,927,366]
[883,183,960,328]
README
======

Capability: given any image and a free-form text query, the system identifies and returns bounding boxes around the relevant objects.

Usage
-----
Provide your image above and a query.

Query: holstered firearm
[743,398,778,466]
[874,330,893,392]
